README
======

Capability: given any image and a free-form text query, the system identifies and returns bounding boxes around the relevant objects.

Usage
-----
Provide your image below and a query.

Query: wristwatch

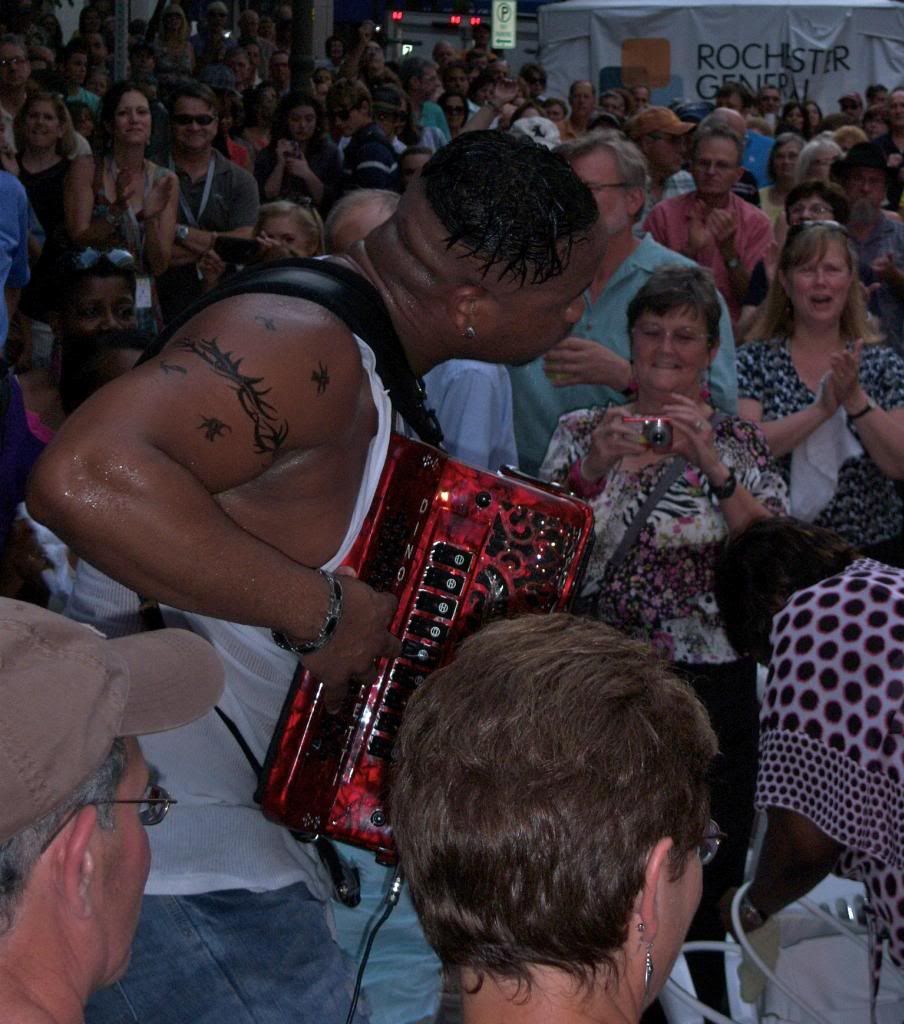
[848,397,876,421]
[710,466,738,500]
[738,891,768,931]
[175,223,190,242]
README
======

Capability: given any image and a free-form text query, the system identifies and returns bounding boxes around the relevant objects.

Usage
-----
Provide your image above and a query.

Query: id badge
[135,274,153,310]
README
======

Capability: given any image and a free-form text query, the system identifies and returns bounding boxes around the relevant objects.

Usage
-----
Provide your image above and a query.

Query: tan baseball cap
[0,599,224,842]
[626,106,695,140]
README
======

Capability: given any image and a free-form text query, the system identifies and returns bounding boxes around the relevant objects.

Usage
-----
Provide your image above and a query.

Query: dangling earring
[463,325,476,340]
[644,944,654,992]
[699,365,712,403]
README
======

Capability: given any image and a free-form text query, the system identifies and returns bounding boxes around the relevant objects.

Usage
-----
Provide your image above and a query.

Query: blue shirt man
[0,171,30,355]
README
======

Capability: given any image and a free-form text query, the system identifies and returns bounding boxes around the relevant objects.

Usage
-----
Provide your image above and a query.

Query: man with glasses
[267,48,291,95]
[0,598,222,1021]
[832,141,904,355]
[156,82,259,322]
[0,35,30,155]
[510,131,737,475]
[191,1,230,69]
[626,106,695,227]
[643,124,774,323]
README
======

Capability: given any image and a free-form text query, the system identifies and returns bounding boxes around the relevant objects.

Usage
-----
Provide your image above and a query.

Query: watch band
[272,570,344,657]
[710,466,738,500]
[738,891,768,931]
[848,398,875,421]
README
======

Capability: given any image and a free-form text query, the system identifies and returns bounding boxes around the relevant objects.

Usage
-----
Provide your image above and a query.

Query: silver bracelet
[272,570,343,656]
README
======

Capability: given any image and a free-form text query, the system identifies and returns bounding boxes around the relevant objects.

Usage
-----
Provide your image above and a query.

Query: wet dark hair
[60,328,149,414]
[421,130,598,285]
[715,518,860,664]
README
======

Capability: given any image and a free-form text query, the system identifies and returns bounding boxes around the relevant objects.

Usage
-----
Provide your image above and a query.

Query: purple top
[1,374,47,553]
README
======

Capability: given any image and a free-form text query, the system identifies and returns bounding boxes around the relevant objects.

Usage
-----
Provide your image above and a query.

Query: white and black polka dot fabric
[756,559,904,968]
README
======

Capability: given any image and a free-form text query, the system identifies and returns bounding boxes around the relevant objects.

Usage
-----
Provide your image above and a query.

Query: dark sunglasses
[172,113,217,126]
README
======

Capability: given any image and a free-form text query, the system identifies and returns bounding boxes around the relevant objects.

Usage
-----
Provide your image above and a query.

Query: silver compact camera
[624,416,673,450]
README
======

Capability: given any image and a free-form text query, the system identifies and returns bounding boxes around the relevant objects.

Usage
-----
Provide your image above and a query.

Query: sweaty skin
[28,180,603,701]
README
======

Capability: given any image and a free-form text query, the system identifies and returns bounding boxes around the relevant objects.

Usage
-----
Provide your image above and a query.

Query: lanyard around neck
[173,154,215,227]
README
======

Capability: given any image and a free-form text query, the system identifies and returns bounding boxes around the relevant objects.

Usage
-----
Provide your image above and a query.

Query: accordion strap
[141,257,444,447]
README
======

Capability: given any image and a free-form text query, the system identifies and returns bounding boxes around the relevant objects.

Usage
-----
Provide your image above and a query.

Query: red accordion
[259,435,593,863]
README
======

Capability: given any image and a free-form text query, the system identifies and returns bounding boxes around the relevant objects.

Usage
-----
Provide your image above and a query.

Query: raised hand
[543,336,631,390]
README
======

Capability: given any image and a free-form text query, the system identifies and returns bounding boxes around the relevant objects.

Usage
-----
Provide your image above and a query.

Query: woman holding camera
[541,263,787,1007]
[254,91,341,211]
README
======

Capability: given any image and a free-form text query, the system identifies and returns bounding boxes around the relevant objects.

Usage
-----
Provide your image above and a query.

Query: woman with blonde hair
[738,221,904,561]
[12,93,79,366]
[152,4,195,85]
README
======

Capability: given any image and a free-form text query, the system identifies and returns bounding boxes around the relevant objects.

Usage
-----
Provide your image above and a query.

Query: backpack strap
[142,257,444,447]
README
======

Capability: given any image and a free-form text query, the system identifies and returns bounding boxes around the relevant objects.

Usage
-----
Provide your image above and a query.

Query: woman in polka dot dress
[737,222,904,566]
[717,518,904,999]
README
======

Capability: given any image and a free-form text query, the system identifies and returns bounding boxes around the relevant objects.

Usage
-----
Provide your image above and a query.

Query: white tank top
[67,336,394,898]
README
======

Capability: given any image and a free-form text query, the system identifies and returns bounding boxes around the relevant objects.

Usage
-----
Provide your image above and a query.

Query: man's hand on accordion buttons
[304,573,401,712]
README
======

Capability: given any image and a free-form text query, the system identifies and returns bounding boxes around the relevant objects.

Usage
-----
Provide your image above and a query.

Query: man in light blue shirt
[509,133,737,476]
[0,170,29,356]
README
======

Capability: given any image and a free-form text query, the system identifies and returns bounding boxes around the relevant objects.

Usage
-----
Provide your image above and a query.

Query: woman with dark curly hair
[254,90,341,210]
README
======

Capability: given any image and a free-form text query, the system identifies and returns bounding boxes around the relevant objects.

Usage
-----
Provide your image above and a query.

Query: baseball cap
[626,106,695,140]
[0,599,224,842]
[509,115,561,150]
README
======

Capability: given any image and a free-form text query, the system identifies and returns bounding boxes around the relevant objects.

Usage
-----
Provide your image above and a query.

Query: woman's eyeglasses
[698,819,726,866]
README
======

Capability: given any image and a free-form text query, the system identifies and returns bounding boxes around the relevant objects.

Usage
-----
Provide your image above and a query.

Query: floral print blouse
[540,410,788,664]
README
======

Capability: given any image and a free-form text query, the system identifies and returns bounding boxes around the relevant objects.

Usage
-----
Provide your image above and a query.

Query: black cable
[344,865,405,1024]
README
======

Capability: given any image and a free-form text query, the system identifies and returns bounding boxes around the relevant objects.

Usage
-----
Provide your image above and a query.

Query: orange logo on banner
[621,38,670,88]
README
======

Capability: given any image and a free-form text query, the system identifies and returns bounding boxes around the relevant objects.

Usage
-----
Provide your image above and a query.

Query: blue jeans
[332,846,442,1024]
[86,882,370,1024]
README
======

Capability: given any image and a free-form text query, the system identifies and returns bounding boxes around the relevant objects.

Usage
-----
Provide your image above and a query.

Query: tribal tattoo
[159,361,188,375]
[198,416,232,442]
[254,315,277,332]
[311,361,329,395]
[176,336,289,457]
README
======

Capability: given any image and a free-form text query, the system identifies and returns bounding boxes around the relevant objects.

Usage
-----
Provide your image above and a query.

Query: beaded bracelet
[272,570,344,656]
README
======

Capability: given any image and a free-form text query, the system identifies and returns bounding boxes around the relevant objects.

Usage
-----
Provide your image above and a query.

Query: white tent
[538,0,904,108]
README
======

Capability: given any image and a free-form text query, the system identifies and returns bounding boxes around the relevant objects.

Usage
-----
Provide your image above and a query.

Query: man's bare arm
[28,293,399,692]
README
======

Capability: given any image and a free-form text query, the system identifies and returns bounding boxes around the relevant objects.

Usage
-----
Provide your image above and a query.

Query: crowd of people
[0,2,902,1023]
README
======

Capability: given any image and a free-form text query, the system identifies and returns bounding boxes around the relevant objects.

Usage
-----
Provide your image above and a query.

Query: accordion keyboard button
[423,568,465,595]
[406,617,449,644]
[430,543,473,572]
[368,735,394,760]
[415,592,457,620]
[400,639,440,666]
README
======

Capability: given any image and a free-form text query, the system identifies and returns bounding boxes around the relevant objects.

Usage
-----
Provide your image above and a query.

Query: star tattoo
[198,416,232,442]
[311,361,329,395]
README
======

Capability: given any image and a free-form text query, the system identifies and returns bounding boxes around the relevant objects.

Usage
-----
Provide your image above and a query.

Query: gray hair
[557,129,650,192]
[0,739,127,936]
[324,188,400,253]
[691,124,743,164]
[796,136,843,184]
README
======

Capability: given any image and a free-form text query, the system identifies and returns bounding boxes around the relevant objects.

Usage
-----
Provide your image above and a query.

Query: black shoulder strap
[142,257,444,447]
